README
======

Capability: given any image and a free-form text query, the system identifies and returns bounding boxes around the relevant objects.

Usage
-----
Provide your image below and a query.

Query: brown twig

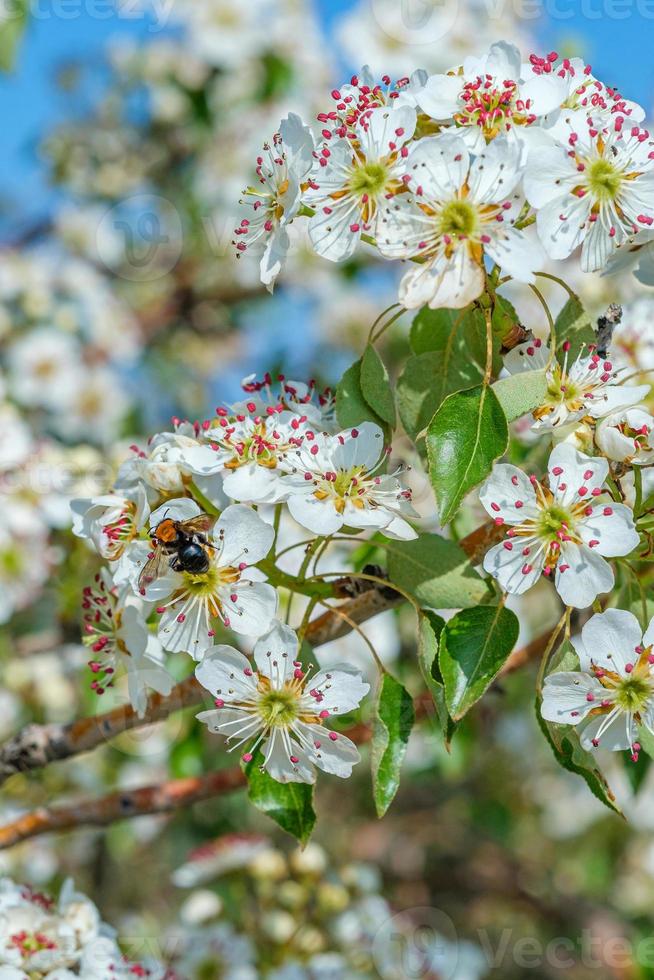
[0,768,247,850]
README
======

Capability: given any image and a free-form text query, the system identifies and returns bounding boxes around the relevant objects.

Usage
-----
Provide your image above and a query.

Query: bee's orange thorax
[154,519,178,543]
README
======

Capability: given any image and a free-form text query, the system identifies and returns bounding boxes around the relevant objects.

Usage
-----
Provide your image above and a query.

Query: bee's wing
[138,545,171,591]
[178,513,216,535]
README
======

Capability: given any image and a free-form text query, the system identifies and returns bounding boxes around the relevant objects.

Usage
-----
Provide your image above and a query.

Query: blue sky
[0,0,652,231]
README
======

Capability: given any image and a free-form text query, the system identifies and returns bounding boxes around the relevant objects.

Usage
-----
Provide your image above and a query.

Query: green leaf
[491,294,520,344]
[245,752,316,844]
[492,369,548,422]
[554,296,595,362]
[410,305,482,356]
[398,306,499,441]
[625,744,651,793]
[637,724,654,762]
[371,673,415,817]
[418,612,456,742]
[336,359,385,430]
[396,352,444,440]
[536,703,622,816]
[426,384,508,524]
[384,533,489,609]
[360,344,396,427]
[439,606,519,720]
[0,0,27,72]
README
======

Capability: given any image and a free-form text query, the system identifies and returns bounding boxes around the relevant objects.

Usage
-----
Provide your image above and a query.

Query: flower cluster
[238,43,654,299]
[0,877,167,979]
[72,376,415,781]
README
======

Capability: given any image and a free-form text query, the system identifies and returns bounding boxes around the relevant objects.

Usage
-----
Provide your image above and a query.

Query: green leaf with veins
[244,751,316,844]
[492,369,548,423]
[336,358,385,430]
[439,605,519,720]
[384,533,490,609]
[418,612,457,743]
[426,384,509,524]
[371,673,415,817]
[397,306,499,441]
[360,343,396,427]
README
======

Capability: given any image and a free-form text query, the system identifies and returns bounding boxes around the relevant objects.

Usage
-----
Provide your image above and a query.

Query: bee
[138,512,216,591]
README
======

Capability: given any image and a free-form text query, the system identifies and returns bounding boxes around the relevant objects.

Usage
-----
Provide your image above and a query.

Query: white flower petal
[304,724,361,778]
[309,198,360,263]
[159,598,212,658]
[196,707,253,736]
[404,134,469,198]
[468,137,524,203]
[331,422,384,471]
[581,711,635,752]
[287,493,344,536]
[483,538,544,595]
[416,73,462,119]
[502,338,549,375]
[578,502,639,558]
[485,224,544,285]
[150,497,201,528]
[480,463,539,523]
[214,504,274,566]
[305,665,370,715]
[548,443,608,508]
[224,581,277,636]
[540,671,602,724]
[554,541,614,608]
[195,646,257,699]
[586,382,651,419]
[574,609,643,674]
[221,462,287,504]
[535,193,590,261]
[253,620,299,684]
[262,729,315,784]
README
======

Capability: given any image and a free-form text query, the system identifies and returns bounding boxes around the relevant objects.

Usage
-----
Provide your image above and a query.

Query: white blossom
[377,133,544,308]
[542,609,654,757]
[234,113,315,290]
[596,407,654,464]
[71,485,150,560]
[81,570,174,716]
[524,113,654,272]
[503,339,650,432]
[306,104,417,262]
[196,621,368,784]
[480,443,639,608]
[282,421,417,539]
[130,500,277,658]
[417,42,569,153]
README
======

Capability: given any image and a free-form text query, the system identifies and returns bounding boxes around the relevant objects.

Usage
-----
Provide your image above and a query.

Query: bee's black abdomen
[177,543,210,574]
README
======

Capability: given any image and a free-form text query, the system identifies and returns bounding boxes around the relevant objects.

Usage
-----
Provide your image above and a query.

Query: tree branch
[0,521,501,788]
[0,768,247,850]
